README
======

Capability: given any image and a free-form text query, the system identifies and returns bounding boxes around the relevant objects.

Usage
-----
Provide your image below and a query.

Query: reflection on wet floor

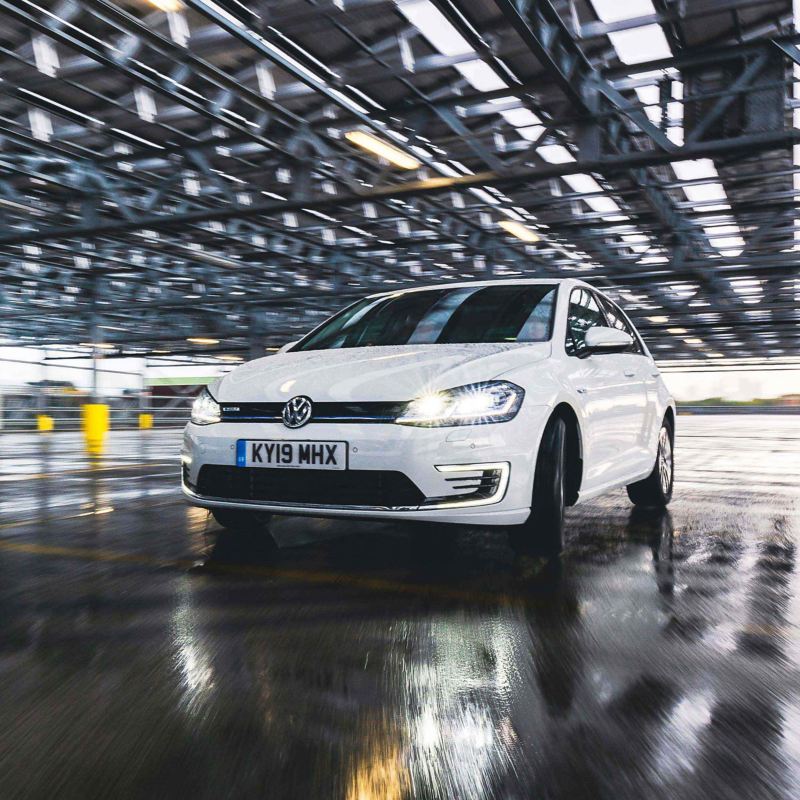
[0,416,799,799]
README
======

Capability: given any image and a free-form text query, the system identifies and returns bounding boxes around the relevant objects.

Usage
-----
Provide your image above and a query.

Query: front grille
[195,465,425,508]
[220,401,406,423]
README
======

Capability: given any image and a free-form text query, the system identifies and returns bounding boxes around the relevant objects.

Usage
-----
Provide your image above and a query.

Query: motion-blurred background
[2,0,800,432]
[2,2,800,799]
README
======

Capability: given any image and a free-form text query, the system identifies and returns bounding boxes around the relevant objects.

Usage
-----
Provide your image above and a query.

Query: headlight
[191,387,221,425]
[396,381,524,427]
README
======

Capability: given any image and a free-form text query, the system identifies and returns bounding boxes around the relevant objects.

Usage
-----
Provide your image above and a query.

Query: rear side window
[596,295,644,354]
[565,288,608,357]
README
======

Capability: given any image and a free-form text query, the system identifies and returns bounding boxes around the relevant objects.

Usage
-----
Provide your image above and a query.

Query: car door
[562,288,636,490]
[596,295,656,475]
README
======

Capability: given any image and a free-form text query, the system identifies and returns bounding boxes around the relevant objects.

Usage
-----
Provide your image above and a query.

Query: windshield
[294,284,557,351]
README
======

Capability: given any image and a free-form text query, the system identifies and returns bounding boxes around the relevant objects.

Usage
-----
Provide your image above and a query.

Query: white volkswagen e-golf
[182,279,675,555]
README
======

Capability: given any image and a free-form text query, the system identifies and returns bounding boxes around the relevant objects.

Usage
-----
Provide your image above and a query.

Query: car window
[565,288,608,357]
[294,284,558,350]
[596,295,644,354]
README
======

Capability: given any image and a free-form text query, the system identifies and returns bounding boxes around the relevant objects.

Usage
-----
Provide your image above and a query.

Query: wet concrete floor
[0,415,799,799]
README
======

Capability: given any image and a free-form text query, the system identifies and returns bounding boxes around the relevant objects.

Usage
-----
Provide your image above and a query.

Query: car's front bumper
[181,408,550,526]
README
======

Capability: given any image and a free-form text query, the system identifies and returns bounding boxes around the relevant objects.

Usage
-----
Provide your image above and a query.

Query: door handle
[624,370,636,378]
[576,387,588,394]
[651,371,660,378]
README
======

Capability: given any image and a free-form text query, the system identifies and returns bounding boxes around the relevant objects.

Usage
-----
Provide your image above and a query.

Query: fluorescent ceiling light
[79,342,115,349]
[647,316,669,323]
[344,130,420,169]
[187,337,220,345]
[498,220,539,243]
[148,0,184,11]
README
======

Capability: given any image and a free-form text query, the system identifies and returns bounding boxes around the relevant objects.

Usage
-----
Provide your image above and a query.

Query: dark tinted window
[565,288,608,357]
[294,284,558,351]
[597,295,643,354]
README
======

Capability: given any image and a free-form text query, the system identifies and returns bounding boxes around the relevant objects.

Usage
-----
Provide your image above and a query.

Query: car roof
[367,277,593,299]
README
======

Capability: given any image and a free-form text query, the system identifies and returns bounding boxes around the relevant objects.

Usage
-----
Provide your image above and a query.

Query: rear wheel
[211,508,272,532]
[509,416,566,557]
[626,419,674,507]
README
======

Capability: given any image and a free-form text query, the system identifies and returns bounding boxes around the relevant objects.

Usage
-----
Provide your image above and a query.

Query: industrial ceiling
[1,0,799,369]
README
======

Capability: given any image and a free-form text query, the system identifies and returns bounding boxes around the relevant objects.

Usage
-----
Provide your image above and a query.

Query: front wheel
[626,419,674,507]
[211,508,272,532]
[508,415,566,557]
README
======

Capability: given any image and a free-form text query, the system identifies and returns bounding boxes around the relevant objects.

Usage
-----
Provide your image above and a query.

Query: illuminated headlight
[190,387,221,425]
[396,381,524,427]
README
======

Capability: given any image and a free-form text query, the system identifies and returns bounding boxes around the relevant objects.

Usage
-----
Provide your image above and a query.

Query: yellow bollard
[138,413,153,430]
[36,414,54,432]
[82,404,109,456]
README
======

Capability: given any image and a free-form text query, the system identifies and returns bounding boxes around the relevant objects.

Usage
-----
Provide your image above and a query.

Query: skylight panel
[32,34,59,77]
[563,173,600,195]
[501,108,541,128]
[498,106,544,140]
[634,84,661,126]
[590,0,656,23]
[671,158,717,181]
[608,25,672,65]
[537,144,574,164]
[682,182,727,204]
[456,60,507,92]
[517,125,546,141]
[562,173,622,214]
[470,188,500,206]
[672,159,744,255]
[397,1,507,92]
[397,0,470,55]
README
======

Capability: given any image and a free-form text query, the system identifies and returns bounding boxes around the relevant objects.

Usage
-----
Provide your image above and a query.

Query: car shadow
[190,514,569,603]
[189,505,675,610]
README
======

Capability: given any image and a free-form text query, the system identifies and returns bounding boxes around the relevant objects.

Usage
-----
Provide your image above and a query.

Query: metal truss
[0,0,798,367]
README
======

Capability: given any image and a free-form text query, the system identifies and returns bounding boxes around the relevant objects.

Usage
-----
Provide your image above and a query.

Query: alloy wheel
[658,427,673,495]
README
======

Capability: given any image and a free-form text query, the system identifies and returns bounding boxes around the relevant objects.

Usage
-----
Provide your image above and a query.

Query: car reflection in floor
[0,415,799,799]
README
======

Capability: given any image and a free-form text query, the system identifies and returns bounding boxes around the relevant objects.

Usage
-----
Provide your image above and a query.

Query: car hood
[216,342,551,402]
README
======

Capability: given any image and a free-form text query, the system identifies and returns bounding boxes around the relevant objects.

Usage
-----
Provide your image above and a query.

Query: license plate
[236,440,348,470]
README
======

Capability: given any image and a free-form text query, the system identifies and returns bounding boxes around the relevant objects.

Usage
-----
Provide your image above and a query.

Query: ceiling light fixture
[187,337,220,345]
[148,0,184,11]
[344,131,420,170]
[498,220,540,243]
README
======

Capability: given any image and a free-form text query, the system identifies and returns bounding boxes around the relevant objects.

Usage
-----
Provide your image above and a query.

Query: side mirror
[581,326,632,357]
[277,340,299,354]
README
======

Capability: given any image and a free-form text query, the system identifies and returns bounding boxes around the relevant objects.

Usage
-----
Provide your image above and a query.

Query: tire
[211,508,272,532]
[509,415,567,557]
[626,418,674,507]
